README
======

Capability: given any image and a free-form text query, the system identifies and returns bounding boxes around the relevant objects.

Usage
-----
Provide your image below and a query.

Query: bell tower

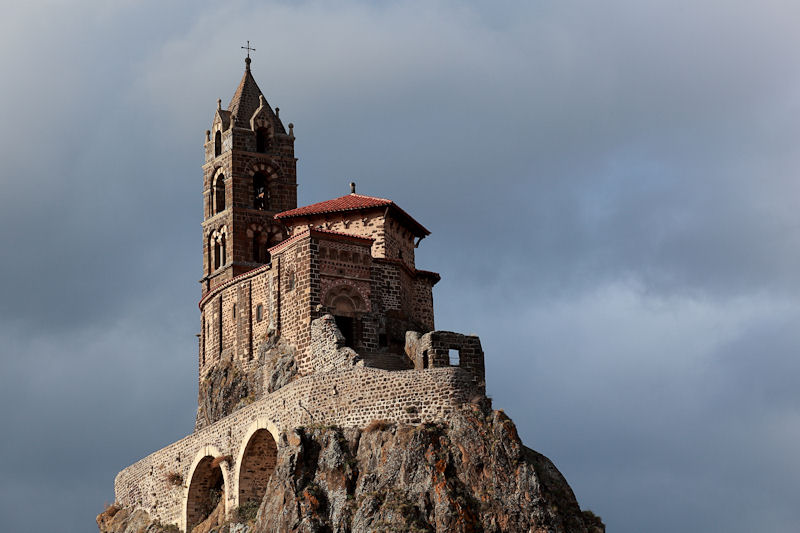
[200,55,297,295]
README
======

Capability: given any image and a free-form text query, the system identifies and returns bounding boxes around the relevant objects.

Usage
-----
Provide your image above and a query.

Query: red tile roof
[276,194,392,217]
[275,194,430,237]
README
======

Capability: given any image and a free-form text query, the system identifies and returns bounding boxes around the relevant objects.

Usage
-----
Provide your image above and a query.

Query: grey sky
[1,1,799,531]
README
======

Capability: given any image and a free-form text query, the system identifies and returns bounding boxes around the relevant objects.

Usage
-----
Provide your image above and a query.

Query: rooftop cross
[241,40,256,59]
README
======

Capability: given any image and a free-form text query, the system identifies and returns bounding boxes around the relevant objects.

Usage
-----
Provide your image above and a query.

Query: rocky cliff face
[99,402,603,533]
[195,338,298,430]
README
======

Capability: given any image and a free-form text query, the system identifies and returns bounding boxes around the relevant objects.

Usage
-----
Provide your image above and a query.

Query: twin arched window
[210,231,226,271]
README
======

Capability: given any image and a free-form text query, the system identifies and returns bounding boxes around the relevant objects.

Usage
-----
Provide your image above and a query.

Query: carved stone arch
[244,159,279,178]
[245,223,265,239]
[323,285,367,317]
[234,418,281,508]
[183,444,231,532]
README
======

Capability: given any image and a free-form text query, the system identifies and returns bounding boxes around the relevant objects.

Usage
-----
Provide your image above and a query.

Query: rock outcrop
[195,339,298,430]
[100,402,603,533]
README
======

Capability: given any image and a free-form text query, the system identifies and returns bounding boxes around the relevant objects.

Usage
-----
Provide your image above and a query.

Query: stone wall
[405,330,485,395]
[114,365,478,531]
[199,229,438,386]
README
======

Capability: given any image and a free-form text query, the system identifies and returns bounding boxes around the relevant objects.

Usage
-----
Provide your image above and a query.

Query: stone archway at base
[235,419,281,509]
[184,445,229,532]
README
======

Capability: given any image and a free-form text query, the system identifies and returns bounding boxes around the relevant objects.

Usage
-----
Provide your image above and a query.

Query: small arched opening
[213,232,226,270]
[186,456,226,531]
[253,172,269,210]
[214,130,222,157]
[324,286,366,349]
[214,175,225,214]
[256,127,270,153]
[237,429,278,509]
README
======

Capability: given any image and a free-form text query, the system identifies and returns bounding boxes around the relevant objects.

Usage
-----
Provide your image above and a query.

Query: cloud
[1,1,799,532]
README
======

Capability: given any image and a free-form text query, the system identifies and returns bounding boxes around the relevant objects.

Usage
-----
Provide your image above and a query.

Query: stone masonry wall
[405,330,485,395]
[309,314,364,372]
[114,365,478,530]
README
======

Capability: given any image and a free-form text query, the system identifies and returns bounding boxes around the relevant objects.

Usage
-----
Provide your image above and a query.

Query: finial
[288,123,294,138]
[241,40,256,71]
[275,107,280,118]
[205,130,211,142]
[217,98,221,110]
[350,182,356,194]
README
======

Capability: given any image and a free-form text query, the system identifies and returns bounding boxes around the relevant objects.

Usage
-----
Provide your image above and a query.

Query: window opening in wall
[256,127,270,153]
[214,176,225,213]
[253,172,269,210]
[448,349,460,366]
[422,349,429,369]
[214,240,222,270]
[232,303,236,318]
[256,304,263,322]
[214,130,221,157]
[334,315,355,348]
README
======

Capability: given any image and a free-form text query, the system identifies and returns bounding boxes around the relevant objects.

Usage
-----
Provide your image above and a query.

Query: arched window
[253,172,269,210]
[214,176,225,214]
[256,127,270,153]
[213,232,226,270]
[214,130,222,157]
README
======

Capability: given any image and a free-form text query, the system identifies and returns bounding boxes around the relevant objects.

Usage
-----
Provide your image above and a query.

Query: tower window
[448,349,460,366]
[256,127,270,153]
[253,172,269,210]
[214,176,225,214]
[214,130,222,157]
[213,233,226,270]
[256,304,263,322]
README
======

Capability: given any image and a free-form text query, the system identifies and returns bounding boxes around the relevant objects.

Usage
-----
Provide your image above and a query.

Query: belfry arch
[184,445,229,532]
[235,420,280,508]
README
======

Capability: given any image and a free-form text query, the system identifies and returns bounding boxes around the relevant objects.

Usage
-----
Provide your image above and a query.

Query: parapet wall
[114,364,478,529]
[406,330,485,395]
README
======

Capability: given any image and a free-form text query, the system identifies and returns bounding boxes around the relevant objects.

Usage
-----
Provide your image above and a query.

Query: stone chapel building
[113,57,486,531]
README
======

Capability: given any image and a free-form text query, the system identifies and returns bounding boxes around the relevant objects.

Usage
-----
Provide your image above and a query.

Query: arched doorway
[237,429,278,508]
[323,285,366,349]
[186,455,226,531]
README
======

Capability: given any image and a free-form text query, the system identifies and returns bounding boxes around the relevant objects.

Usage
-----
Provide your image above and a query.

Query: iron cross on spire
[241,40,256,59]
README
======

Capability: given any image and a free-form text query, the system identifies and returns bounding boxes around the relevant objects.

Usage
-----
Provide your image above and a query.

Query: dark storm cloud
[1,1,799,532]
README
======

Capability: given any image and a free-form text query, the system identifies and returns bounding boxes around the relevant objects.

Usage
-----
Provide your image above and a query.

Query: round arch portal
[235,419,281,508]
[184,445,229,532]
